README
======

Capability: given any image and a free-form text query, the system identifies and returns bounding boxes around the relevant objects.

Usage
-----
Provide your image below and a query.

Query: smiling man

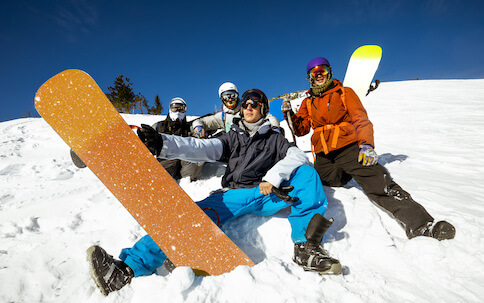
[87,88,342,296]
[282,57,456,242]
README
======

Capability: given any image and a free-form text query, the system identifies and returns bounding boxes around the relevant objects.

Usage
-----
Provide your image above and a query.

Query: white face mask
[169,111,186,121]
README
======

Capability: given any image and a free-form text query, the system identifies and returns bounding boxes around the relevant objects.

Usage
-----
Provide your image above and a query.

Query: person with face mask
[151,97,203,182]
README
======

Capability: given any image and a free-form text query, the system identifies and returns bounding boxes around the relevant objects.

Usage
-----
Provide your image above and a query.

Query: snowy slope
[1,79,483,303]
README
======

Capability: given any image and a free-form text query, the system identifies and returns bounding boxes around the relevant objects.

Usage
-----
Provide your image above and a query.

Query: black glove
[272,186,299,203]
[137,124,163,156]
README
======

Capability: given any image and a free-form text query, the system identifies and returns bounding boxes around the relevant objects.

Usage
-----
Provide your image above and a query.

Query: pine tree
[106,75,146,113]
[148,95,163,115]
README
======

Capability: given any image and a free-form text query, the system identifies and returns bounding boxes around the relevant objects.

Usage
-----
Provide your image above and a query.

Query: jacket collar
[306,79,343,97]
[231,118,272,136]
[222,104,241,115]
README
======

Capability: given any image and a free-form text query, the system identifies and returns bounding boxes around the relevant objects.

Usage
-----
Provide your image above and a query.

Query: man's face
[314,73,328,86]
[242,99,263,123]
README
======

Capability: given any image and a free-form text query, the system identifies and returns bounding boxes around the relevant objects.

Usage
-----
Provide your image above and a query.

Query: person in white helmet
[191,82,281,138]
[151,97,203,182]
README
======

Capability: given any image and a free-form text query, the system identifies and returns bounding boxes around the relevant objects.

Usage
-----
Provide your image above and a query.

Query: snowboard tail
[35,69,254,275]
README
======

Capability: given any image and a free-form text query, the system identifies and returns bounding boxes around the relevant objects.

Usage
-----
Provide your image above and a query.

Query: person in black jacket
[87,89,342,296]
[152,97,203,182]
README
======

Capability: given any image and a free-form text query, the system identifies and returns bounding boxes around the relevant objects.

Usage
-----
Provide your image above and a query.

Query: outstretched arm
[159,134,224,163]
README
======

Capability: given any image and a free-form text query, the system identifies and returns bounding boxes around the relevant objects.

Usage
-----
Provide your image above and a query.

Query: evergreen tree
[106,75,146,113]
[141,98,149,114]
[148,94,163,115]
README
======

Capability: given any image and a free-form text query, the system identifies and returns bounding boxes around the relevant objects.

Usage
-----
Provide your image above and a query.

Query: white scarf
[169,112,186,121]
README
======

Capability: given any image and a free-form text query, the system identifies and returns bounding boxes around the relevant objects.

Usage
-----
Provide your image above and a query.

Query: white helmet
[170,97,186,106]
[169,97,187,113]
[218,82,238,98]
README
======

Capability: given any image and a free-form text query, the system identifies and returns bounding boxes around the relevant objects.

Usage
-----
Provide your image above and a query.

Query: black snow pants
[314,142,434,234]
[158,159,203,182]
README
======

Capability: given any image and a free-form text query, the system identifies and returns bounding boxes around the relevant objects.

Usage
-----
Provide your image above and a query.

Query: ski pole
[286,110,297,147]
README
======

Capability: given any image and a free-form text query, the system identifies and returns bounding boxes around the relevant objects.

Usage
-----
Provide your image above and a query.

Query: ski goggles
[241,100,261,109]
[241,91,264,103]
[309,65,329,79]
[169,103,186,113]
[221,90,238,102]
[221,90,239,109]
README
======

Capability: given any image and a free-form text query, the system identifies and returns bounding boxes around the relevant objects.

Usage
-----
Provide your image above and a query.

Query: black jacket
[217,121,294,189]
[154,116,192,137]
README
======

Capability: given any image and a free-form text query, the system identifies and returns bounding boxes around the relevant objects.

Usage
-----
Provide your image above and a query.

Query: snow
[1,79,484,302]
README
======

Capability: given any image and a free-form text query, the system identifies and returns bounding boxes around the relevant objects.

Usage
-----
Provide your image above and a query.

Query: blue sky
[1,0,483,122]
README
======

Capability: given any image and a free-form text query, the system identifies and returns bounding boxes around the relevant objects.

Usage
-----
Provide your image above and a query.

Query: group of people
[127,82,281,183]
[86,56,456,296]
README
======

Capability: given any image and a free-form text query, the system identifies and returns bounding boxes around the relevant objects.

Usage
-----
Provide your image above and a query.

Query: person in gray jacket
[191,82,280,138]
[86,89,341,296]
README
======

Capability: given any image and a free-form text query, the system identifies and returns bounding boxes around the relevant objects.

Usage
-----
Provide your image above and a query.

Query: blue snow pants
[119,165,328,277]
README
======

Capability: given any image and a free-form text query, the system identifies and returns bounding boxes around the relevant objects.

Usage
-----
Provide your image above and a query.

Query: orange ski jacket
[291,79,374,155]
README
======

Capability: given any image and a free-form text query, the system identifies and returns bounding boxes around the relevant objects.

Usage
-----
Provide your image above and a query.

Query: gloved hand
[358,144,378,166]
[137,124,163,156]
[273,186,299,203]
[281,100,292,113]
[193,126,206,138]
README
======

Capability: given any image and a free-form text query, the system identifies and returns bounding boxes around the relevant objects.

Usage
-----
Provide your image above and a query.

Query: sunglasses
[169,103,186,113]
[309,65,329,79]
[241,100,261,109]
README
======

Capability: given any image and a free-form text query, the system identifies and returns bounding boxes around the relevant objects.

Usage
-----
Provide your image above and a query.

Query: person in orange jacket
[281,56,455,241]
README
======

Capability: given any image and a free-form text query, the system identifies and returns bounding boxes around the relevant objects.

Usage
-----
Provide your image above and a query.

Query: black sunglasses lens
[241,101,260,109]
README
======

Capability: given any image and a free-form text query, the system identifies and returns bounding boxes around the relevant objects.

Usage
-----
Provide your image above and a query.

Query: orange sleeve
[344,88,375,147]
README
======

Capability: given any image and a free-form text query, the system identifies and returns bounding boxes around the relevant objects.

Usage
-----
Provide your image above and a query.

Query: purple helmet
[306,57,330,74]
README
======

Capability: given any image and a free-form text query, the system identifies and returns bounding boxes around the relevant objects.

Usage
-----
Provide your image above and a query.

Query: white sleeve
[159,134,224,163]
[262,146,311,187]
[191,112,224,132]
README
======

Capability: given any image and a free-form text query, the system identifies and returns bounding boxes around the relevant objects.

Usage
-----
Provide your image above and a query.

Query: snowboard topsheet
[343,45,382,101]
[34,69,254,275]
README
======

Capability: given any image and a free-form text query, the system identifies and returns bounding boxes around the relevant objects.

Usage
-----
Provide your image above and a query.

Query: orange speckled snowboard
[35,69,254,275]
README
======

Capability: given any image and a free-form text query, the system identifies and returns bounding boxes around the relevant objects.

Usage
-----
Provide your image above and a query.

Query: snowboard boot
[70,149,86,168]
[163,257,176,273]
[86,245,134,296]
[163,257,210,276]
[406,220,456,240]
[293,214,342,275]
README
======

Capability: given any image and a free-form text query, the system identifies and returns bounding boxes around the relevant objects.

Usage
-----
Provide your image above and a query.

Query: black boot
[86,246,134,296]
[293,214,342,275]
[70,149,86,168]
[406,220,456,240]
[163,257,176,273]
[163,257,210,276]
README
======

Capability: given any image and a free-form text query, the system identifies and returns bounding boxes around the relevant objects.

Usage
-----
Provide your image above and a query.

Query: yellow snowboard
[343,45,382,101]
